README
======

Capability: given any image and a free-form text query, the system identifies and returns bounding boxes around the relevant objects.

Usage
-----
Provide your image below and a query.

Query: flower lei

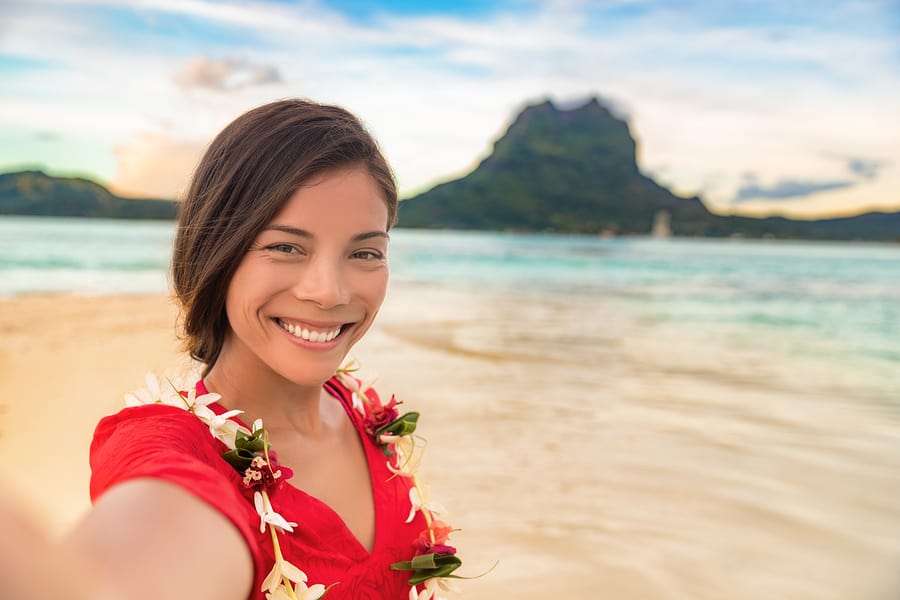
[124,361,467,600]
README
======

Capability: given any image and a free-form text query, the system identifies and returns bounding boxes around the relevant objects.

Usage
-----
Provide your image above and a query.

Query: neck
[203,343,330,437]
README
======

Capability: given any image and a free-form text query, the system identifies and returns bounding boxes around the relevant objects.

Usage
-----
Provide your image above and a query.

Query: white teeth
[278,320,342,343]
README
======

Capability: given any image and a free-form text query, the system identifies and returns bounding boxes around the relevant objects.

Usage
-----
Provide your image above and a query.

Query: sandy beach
[1,285,899,599]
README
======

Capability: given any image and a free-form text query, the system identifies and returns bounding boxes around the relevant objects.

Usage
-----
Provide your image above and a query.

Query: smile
[276,318,344,343]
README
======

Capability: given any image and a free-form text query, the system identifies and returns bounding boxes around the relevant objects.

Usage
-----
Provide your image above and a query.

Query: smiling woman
[0,99,463,600]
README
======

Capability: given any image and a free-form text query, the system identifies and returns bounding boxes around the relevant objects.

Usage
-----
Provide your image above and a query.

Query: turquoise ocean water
[2,215,898,398]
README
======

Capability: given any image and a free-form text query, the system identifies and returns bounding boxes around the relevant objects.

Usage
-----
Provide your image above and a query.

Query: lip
[273,317,353,349]
[278,317,348,329]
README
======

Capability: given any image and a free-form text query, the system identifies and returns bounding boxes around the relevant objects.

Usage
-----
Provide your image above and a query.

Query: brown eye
[352,249,385,261]
[269,244,299,254]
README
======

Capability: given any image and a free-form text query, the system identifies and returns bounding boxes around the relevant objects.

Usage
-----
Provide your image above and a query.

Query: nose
[291,256,350,309]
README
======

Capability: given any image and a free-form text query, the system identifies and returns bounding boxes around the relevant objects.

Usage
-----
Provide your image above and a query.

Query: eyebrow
[264,224,390,242]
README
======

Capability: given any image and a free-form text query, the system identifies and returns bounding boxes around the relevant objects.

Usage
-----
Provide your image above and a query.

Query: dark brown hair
[171,98,398,369]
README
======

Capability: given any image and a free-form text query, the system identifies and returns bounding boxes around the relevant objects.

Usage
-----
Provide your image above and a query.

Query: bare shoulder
[66,477,254,600]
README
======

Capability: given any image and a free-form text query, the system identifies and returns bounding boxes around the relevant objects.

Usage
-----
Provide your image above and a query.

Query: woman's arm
[0,490,95,599]
[0,478,255,600]
[64,477,255,600]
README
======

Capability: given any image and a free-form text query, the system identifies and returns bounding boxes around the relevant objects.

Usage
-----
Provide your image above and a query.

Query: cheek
[348,269,388,336]
[223,259,270,327]
[365,269,389,309]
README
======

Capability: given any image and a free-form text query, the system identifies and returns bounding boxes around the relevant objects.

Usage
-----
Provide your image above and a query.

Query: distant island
[397,98,900,241]
[0,170,177,219]
[2,99,899,240]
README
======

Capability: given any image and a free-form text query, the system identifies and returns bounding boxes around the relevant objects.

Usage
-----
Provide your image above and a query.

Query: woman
[43,100,459,600]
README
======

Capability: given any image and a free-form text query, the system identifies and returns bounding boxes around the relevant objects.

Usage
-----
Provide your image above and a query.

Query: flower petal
[380,433,401,445]
[352,392,365,416]
[406,503,418,524]
[278,560,308,584]
[265,588,293,600]
[302,583,327,600]
[261,561,283,593]
[254,492,267,533]
[264,511,297,533]
[193,391,222,407]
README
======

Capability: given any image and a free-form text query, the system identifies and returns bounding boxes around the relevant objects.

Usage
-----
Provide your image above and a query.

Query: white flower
[261,556,311,594]
[204,408,244,440]
[265,588,294,600]
[262,558,327,600]
[405,485,447,524]
[387,435,425,478]
[124,372,182,407]
[409,578,454,600]
[127,375,248,448]
[180,385,221,416]
[211,418,248,450]
[272,580,327,600]
[124,372,238,432]
[335,360,378,418]
[124,368,215,407]
[123,372,160,406]
[266,582,327,600]
[255,491,297,534]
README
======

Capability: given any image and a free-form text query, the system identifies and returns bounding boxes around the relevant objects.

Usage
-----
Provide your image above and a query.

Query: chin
[273,358,347,388]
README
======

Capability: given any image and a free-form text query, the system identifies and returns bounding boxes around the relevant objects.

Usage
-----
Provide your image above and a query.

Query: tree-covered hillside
[0,171,178,219]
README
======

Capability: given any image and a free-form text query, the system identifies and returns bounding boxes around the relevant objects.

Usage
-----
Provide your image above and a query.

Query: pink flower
[425,520,455,545]
[412,523,457,556]
[364,394,400,438]
[241,455,294,492]
[411,540,457,556]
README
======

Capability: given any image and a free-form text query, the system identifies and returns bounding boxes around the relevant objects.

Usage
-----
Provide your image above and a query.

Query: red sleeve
[89,404,267,589]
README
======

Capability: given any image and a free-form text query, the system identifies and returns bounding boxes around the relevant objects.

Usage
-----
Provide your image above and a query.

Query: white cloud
[1,0,898,215]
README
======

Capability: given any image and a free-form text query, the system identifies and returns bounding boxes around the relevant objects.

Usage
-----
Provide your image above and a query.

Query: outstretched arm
[0,479,254,600]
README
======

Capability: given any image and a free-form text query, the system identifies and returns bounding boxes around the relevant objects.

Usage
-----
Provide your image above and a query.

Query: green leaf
[234,429,269,453]
[407,562,463,585]
[222,448,254,471]
[376,411,420,437]
[411,553,461,571]
[391,553,462,585]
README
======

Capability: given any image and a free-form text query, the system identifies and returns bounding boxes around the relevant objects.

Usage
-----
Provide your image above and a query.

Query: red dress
[89,376,428,599]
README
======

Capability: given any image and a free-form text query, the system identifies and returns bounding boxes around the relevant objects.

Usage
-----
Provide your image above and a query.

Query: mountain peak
[398,96,709,233]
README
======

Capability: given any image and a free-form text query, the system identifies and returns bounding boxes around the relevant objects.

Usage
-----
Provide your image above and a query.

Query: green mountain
[0,170,178,219]
[397,98,900,240]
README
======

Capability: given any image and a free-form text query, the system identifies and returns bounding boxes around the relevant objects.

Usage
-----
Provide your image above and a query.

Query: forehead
[270,168,389,232]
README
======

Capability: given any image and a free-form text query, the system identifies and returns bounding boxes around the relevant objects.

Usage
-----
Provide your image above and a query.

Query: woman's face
[222,167,390,386]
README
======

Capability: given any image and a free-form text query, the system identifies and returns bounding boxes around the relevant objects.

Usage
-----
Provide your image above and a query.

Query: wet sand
[1,286,899,599]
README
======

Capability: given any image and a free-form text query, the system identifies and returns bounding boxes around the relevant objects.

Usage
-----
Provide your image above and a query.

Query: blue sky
[0,0,898,217]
